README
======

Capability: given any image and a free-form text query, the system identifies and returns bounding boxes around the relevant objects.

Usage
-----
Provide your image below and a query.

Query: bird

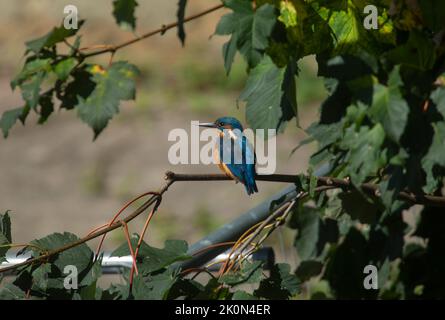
[199,117,258,195]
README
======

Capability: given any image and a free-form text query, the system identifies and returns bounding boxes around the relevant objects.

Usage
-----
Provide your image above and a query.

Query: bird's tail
[244,177,258,195]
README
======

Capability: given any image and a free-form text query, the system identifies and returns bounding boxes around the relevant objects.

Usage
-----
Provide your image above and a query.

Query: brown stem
[2,169,445,275]
[165,172,445,207]
[0,180,174,274]
[82,4,224,58]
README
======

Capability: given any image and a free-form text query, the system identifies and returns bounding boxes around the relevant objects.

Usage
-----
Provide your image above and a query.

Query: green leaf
[11,58,52,89]
[58,66,96,110]
[215,0,276,72]
[26,20,85,53]
[32,263,52,291]
[219,260,264,286]
[167,278,205,299]
[323,5,361,54]
[76,61,140,139]
[338,191,379,224]
[177,0,187,46]
[0,108,25,138]
[112,0,138,31]
[54,58,77,81]
[325,227,375,299]
[132,270,177,300]
[292,206,320,260]
[278,1,297,28]
[418,0,445,32]
[295,260,323,281]
[79,257,103,287]
[0,211,12,262]
[421,121,445,193]
[430,87,445,119]
[254,263,300,299]
[232,290,256,300]
[240,56,297,133]
[340,122,386,185]
[30,232,94,279]
[139,240,190,274]
[386,30,436,71]
[368,66,409,143]
[21,73,46,110]
[221,33,238,75]
[112,238,190,274]
[37,91,54,125]
[0,284,26,300]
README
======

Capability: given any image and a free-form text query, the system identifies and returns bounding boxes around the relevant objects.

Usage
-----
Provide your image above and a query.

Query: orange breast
[213,138,237,180]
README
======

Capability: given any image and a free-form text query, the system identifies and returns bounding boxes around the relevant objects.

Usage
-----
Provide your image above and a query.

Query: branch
[165,171,445,207]
[3,169,445,274]
[82,4,224,58]
[0,180,174,274]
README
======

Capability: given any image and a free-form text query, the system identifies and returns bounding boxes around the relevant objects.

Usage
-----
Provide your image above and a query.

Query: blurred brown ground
[0,0,325,257]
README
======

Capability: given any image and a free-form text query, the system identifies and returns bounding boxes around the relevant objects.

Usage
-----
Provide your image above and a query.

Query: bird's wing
[218,131,256,183]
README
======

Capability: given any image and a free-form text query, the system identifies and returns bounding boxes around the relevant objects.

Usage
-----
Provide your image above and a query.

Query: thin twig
[0,180,174,274]
[82,4,224,58]
[121,220,138,275]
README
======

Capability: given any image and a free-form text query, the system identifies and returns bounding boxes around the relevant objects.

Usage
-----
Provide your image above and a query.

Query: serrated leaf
[324,227,375,299]
[240,56,297,133]
[20,72,47,110]
[418,0,445,32]
[0,211,12,262]
[254,263,300,299]
[278,1,297,28]
[37,90,54,124]
[339,191,379,224]
[30,232,94,278]
[0,108,25,138]
[80,256,103,287]
[215,0,276,72]
[54,58,77,81]
[132,270,177,300]
[368,66,408,143]
[32,263,51,291]
[232,290,256,300]
[421,121,445,193]
[430,87,445,119]
[177,0,187,46]
[292,206,320,260]
[324,5,360,54]
[340,123,386,185]
[26,20,85,53]
[219,260,264,286]
[58,65,96,110]
[112,238,190,275]
[11,58,52,90]
[167,278,205,299]
[139,240,190,274]
[76,61,139,138]
[296,260,323,281]
[112,0,138,31]
[386,30,436,71]
[0,283,26,300]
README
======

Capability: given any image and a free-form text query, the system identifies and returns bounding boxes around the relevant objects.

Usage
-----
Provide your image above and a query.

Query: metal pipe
[179,164,331,270]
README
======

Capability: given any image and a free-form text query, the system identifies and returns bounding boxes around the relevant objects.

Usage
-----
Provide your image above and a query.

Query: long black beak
[198,122,217,128]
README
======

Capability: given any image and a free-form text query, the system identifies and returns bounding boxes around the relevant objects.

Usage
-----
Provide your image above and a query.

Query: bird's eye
[219,122,225,127]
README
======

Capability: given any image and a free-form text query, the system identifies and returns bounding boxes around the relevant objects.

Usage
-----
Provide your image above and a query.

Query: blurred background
[0,0,326,259]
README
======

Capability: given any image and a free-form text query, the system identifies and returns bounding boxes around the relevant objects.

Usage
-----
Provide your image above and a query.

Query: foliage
[1,0,445,300]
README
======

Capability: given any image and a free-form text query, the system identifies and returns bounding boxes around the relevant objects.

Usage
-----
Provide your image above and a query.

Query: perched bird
[199,117,258,195]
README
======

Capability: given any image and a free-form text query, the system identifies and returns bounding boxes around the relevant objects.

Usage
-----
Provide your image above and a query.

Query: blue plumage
[199,117,258,195]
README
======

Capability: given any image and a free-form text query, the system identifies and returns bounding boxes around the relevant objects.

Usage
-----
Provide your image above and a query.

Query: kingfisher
[199,117,258,195]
